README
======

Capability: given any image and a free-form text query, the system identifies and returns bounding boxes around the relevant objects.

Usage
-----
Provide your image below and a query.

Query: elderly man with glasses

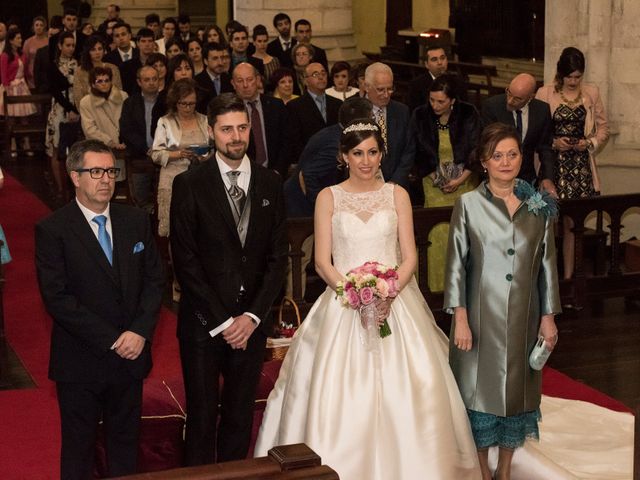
[481,73,556,195]
[285,62,342,170]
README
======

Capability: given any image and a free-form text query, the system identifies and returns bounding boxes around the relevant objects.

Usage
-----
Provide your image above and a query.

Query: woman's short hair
[166,78,197,115]
[89,65,113,85]
[338,119,385,167]
[429,73,459,101]
[329,61,351,85]
[145,52,168,68]
[291,43,315,66]
[554,46,585,89]
[270,67,295,88]
[470,123,521,172]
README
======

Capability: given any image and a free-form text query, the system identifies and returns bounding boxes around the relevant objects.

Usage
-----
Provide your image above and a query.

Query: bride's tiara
[342,122,379,134]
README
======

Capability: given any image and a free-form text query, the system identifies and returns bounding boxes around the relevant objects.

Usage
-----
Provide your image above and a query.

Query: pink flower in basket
[359,286,375,305]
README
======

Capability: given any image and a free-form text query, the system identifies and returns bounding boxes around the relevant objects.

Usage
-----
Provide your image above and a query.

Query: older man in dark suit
[482,73,557,194]
[231,62,289,175]
[170,93,288,465]
[285,62,342,169]
[35,139,164,480]
[365,62,414,188]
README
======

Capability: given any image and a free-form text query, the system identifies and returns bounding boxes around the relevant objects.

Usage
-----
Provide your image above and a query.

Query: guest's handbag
[529,335,552,370]
[58,120,82,158]
[432,162,463,188]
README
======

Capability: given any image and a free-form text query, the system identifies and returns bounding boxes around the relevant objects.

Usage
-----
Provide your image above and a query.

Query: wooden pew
[110,443,339,479]
[2,91,52,162]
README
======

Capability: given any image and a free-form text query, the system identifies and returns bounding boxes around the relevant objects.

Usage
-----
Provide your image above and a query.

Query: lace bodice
[330,183,400,274]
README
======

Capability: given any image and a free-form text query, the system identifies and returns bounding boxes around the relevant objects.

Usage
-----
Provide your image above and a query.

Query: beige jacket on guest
[79,87,128,147]
[72,63,122,110]
[535,82,609,153]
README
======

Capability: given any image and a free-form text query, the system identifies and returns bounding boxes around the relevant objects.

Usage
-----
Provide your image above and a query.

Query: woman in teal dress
[444,123,561,480]
[409,74,481,291]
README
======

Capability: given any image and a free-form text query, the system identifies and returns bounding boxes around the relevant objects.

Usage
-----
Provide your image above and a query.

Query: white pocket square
[262,199,270,207]
[133,241,145,254]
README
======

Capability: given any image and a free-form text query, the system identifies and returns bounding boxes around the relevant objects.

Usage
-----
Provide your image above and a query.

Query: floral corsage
[514,179,559,219]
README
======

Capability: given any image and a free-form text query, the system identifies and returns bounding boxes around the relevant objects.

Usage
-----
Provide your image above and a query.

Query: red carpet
[0,173,631,478]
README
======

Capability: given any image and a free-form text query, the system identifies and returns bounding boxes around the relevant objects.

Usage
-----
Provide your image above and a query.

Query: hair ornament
[342,122,379,134]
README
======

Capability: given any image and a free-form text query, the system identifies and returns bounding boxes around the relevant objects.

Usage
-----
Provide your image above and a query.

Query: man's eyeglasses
[375,87,394,95]
[75,167,121,179]
[94,78,112,85]
[177,101,197,107]
[306,71,327,79]
[505,87,526,103]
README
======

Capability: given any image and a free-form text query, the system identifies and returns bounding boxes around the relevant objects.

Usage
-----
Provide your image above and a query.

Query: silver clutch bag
[529,335,552,370]
[432,162,463,188]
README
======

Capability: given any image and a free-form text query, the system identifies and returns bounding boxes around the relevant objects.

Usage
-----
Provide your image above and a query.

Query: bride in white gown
[255,120,481,479]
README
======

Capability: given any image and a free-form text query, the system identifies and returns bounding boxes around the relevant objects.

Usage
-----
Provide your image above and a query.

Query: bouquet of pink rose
[335,261,399,339]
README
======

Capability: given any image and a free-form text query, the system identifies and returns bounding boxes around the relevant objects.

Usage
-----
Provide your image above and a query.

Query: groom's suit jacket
[482,94,555,184]
[35,201,164,383]
[170,157,288,339]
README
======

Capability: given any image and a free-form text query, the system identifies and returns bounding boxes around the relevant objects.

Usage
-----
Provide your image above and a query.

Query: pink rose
[345,288,360,309]
[376,278,390,298]
[359,286,375,305]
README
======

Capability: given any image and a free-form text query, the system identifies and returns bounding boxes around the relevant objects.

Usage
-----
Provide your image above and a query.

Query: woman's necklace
[559,88,582,107]
[435,117,449,130]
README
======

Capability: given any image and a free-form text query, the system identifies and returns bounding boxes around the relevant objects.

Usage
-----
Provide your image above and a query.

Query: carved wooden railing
[285,193,640,315]
[111,443,338,480]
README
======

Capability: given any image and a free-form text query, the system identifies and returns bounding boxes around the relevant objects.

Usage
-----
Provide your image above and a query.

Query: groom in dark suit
[35,139,164,479]
[482,73,557,195]
[170,93,288,465]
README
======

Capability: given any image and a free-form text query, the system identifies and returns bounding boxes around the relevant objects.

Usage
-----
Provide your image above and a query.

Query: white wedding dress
[255,184,481,479]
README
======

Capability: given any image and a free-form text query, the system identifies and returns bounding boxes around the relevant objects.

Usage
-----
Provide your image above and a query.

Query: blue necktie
[92,215,113,265]
[214,76,221,95]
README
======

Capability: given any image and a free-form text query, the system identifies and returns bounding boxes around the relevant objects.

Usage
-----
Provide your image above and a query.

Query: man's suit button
[506,274,513,281]
[241,256,247,262]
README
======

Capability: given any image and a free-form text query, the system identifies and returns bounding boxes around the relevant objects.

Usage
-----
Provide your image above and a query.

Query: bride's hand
[374,297,392,327]
[453,307,472,351]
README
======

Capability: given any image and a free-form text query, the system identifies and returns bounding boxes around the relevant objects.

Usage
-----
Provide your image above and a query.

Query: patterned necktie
[226,171,246,219]
[92,215,113,265]
[249,101,268,167]
[375,108,388,151]
[315,95,327,122]
[516,109,523,139]
[123,52,130,62]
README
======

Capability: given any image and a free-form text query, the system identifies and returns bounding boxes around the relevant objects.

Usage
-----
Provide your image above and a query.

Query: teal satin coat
[444,182,561,417]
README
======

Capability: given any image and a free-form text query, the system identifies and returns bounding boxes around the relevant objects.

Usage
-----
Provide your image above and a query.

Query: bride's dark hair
[337,119,385,168]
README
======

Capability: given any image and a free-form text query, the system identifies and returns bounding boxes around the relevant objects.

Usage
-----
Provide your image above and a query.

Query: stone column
[545,0,640,238]
[234,0,360,63]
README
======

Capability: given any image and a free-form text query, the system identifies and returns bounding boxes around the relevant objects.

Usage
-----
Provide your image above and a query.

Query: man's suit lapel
[68,203,120,286]
[243,162,260,251]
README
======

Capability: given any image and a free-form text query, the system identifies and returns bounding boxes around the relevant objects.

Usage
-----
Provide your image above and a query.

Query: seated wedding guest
[271,67,298,104]
[151,78,207,301]
[251,24,279,86]
[165,37,184,60]
[286,62,341,169]
[290,42,313,95]
[444,122,560,480]
[535,46,609,282]
[1,29,37,156]
[204,24,227,48]
[194,42,233,113]
[146,52,167,91]
[104,22,138,67]
[23,16,49,88]
[186,38,204,75]
[155,17,177,55]
[45,32,79,198]
[256,118,481,479]
[120,28,156,95]
[325,61,358,101]
[409,73,481,291]
[79,66,128,181]
[120,65,164,210]
[73,35,122,109]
